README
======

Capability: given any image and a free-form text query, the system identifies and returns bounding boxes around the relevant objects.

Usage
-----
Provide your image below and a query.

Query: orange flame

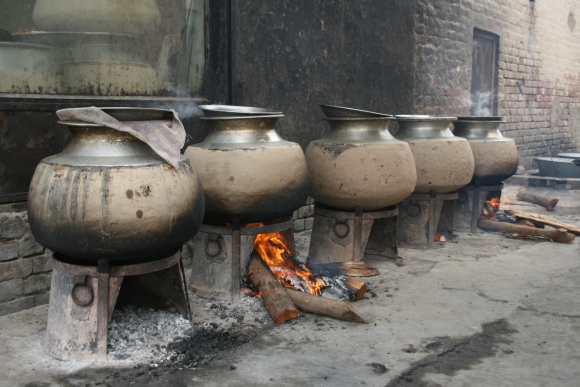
[481,197,500,219]
[251,225,326,296]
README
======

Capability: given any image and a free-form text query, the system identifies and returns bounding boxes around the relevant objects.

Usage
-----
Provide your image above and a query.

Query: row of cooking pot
[27,105,519,261]
[186,104,519,218]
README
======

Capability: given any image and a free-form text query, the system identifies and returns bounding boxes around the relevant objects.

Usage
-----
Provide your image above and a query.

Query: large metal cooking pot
[395,115,475,194]
[28,108,204,261]
[184,107,310,222]
[305,105,416,210]
[452,117,519,185]
[60,33,181,95]
[33,0,161,36]
[0,42,62,93]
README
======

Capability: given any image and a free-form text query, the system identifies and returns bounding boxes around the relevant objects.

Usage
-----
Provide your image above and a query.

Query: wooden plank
[478,219,575,243]
[508,210,580,236]
[308,261,379,277]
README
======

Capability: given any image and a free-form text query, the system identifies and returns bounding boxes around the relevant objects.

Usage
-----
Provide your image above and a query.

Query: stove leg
[471,184,481,233]
[231,219,241,300]
[177,250,193,322]
[96,259,110,361]
[428,191,438,247]
[353,206,363,260]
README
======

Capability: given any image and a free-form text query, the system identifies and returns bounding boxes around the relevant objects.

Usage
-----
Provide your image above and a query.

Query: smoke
[469,91,493,116]
[152,99,203,120]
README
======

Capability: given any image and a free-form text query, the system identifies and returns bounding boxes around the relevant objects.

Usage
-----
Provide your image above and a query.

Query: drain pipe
[516,81,560,177]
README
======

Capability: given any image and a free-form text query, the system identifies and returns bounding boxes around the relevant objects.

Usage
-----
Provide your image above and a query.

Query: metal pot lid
[557,153,580,159]
[99,107,173,121]
[199,105,282,116]
[455,116,505,122]
[201,114,284,120]
[319,104,392,117]
[395,115,457,121]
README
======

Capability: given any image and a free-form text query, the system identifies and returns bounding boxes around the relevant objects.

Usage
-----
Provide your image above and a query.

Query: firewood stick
[343,277,367,301]
[284,288,369,324]
[508,210,580,236]
[247,252,300,323]
[478,218,575,243]
[308,262,379,277]
[516,190,559,211]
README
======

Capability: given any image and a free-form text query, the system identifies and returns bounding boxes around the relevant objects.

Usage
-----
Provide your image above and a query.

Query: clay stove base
[44,249,189,362]
[397,192,458,249]
[190,220,294,301]
[306,204,398,266]
[454,184,504,232]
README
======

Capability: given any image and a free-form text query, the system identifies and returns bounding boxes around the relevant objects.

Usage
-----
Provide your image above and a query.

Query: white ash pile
[107,307,191,363]
[106,296,273,369]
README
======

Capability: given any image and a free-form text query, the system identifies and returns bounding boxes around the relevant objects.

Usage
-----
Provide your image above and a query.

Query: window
[471,29,499,116]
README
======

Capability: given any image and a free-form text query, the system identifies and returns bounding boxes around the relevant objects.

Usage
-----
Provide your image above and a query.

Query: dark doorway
[471,29,499,116]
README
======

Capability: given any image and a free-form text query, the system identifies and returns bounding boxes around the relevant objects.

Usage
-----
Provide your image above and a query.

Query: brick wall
[0,203,52,316]
[414,0,580,168]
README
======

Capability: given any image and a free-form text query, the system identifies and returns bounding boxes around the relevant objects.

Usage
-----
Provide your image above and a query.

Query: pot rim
[0,41,64,50]
[395,115,457,121]
[201,114,285,120]
[199,104,282,116]
[323,117,395,121]
[319,104,393,117]
[455,116,506,122]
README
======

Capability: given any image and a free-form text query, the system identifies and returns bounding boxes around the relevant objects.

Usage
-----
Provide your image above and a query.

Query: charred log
[516,190,559,211]
[284,288,369,324]
[343,278,367,301]
[247,252,300,323]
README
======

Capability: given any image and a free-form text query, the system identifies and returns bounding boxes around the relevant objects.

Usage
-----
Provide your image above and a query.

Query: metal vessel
[0,42,63,94]
[33,0,161,36]
[184,106,310,222]
[453,117,519,185]
[395,115,474,194]
[305,106,416,211]
[28,108,204,261]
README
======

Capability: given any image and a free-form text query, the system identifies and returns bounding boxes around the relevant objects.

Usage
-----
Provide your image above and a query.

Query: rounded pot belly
[28,157,204,261]
[185,144,310,222]
[305,141,417,210]
[408,138,475,194]
[468,139,519,185]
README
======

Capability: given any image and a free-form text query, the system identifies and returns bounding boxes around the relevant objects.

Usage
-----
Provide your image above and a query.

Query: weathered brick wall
[0,203,52,316]
[414,0,580,168]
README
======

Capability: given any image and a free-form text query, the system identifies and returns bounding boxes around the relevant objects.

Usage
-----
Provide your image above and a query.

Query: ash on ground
[107,294,274,369]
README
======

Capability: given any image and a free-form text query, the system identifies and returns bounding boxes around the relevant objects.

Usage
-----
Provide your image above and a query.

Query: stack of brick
[291,197,315,233]
[0,203,52,316]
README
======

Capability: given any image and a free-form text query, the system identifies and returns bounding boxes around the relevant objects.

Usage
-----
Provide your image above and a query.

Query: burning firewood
[478,218,575,243]
[308,262,379,277]
[343,278,367,301]
[247,252,300,323]
[507,210,580,236]
[516,190,559,211]
[284,289,369,324]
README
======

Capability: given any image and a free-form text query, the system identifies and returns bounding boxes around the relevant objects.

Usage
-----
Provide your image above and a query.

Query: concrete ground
[1,183,580,387]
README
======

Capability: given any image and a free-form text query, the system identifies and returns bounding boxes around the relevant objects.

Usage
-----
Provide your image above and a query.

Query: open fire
[480,195,516,223]
[253,228,327,295]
